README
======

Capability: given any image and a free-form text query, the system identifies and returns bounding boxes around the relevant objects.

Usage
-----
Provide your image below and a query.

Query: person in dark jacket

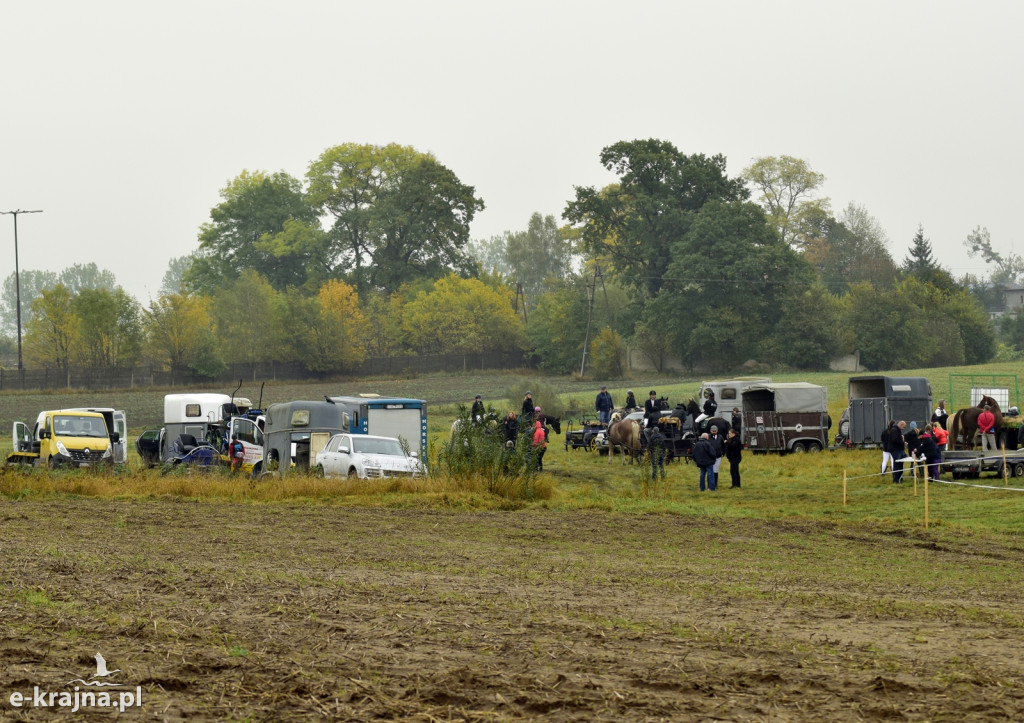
[624,390,638,411]
[918,423,941,481]
[725,427,743,488]
[471,394,485,423]
[692,433,717,491]
[731,407,742,434]
[880,420,895,473]
[708,425,725,487]
[644,390,661,429]
[905,421,921,461]
[646,426,666,482]
[595,386,614,425]
[521,392,535,421]
[931,400,949,433]
[703,391,718,419]
[888,421,908,483]
[503,411,519,447]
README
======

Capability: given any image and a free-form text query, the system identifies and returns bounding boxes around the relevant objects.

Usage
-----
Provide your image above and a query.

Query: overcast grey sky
[1,0,1021,304]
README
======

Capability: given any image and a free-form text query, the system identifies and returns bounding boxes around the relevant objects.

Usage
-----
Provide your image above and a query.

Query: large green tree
[742,155,829,248]
[73,288,143,368]
[801,203,899,294]
[503,213,575,302]
[186,170,321,295]
[653,200,815,369]
[564,139,748,300]
[306,143,484,294]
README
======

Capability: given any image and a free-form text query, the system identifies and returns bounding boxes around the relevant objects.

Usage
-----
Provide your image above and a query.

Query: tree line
[1,140,1019,378]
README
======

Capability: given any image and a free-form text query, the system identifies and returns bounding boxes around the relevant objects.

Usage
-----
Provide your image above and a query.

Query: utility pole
[579,261,607,376]
[1,209,43,370]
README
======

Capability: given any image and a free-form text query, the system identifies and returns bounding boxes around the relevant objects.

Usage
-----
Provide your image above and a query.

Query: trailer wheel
[791,442,807,454]
[806,441,823,453]
[1014,462,1024,478]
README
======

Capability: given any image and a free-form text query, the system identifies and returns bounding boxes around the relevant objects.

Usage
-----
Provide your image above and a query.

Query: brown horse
[607,413,643,464]
[949,396,1002,450]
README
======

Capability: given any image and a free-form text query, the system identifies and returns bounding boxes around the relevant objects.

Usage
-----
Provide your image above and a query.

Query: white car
[314,433,425,479]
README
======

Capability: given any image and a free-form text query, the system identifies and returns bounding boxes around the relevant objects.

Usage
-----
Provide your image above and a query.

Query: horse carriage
[566,398,705,463]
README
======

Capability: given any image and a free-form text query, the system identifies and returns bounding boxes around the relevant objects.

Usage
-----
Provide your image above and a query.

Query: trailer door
[850,398,888,445]
[746,411,784,451]
[367,408,423,454]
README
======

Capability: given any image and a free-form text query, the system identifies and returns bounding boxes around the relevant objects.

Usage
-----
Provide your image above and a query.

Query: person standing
[595,386,614,425]
[647,426,666,482]
[692,433,717,491]
[708,424,725,488]
[933,421,949,451]
[503,411,519,447]
[888,421,908,483]
[880,420,895,474]
[931,400,949,432]
[731,407,742,434]
[624,390,638,411]
[531,419,547,471]
[919,423,942,481]
[978,405,996,453]
[229,433,245,473]
[725,427,743,488]
[521,391,535,421]
[644,390,661,428]
[471,394,485,423]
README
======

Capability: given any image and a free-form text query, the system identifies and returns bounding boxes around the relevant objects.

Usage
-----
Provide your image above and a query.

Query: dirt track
[2,500,1024,721]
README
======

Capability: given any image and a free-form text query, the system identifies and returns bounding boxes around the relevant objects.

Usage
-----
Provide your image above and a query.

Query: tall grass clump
[431,408,553,501]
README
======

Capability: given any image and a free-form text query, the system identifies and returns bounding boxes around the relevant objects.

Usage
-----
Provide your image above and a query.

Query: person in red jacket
[531,420,547,471]
[977,405,996,453]
[932,421,949,451]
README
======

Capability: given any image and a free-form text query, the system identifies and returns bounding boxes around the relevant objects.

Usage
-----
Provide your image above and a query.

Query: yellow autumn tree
[279,279,370,372]
[24,284,81,369]
[402,274,526,354]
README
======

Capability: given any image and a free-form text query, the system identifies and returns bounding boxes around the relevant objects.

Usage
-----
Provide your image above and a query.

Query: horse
[697,416,733,437]
[949,395,1002,450]
[606,412,643,464]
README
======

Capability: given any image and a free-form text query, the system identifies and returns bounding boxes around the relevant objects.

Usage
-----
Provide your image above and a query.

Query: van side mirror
[110,432,120,443]
[339,446,350,454]
[39,429,50,439]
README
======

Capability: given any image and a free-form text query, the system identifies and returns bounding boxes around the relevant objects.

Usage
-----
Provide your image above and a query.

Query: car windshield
[55,416,107,438]
[351,437,404,456]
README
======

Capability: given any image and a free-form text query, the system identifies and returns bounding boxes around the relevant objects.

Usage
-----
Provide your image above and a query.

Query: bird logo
[67,653,123,687]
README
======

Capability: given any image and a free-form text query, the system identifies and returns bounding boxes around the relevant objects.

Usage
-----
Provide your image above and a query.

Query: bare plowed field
[3,500,1024,721]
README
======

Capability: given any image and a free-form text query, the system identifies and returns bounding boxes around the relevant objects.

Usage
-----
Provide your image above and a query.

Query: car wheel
[47,455,61,470]
[348,466,358,478]
[314,465,325,478]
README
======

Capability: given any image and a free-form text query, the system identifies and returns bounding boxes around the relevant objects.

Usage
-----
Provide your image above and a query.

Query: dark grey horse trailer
[847,376,932,447]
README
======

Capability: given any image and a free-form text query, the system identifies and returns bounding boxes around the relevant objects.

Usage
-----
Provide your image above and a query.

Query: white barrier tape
[928,478,1024,492]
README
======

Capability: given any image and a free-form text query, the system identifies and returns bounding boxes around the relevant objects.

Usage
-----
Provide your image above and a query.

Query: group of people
[598,386,744,489]
[690,424,742,491]
[880,401,953,483]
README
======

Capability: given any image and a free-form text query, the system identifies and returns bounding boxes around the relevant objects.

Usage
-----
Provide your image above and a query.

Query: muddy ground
[2,500,1024,721]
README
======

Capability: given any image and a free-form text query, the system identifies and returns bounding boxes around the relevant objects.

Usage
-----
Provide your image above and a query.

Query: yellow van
[9,410,119,469]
